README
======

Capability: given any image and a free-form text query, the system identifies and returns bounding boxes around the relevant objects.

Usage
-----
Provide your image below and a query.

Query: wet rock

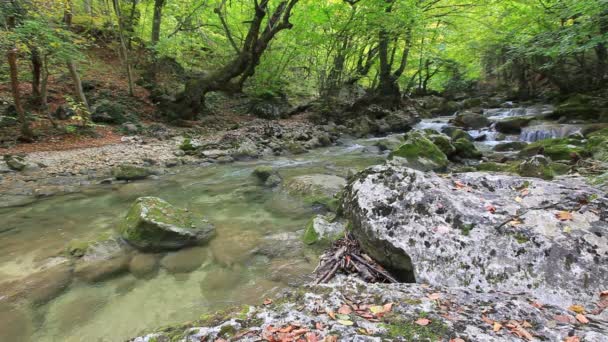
[111,164,152,181]
[342,164,608,306]
[442,127,473,141]
[388,131,448,171]
[53,291,107,332]
[493,141,528,152]
[452,112,490,129]
[586,128,608,162]
[201,149,227,159]
[374,136,404,152]
[427,134,455,157]
[75,255,131,283]
[253,166,276,182]
[494,117,534,134]
[160,246,208,274]
[452,138,482,160]
[283,174,346,210]
[519,138,586,161]
[3,155,27,171]
[232,139,259,160]
[0,262,73,305]
[518,155,555,180]
[118,197,215,251]
[129,253,159,278]
[301,214,346,245]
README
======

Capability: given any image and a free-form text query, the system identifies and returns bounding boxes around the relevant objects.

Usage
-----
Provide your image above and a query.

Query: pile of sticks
[313,233,398,284]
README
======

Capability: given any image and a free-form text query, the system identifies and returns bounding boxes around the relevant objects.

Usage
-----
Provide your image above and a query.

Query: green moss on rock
[111,164,151,181]
[519,138,586,161]
[389,131,449,171]
[452,138,482,159]
[118,197,215,251]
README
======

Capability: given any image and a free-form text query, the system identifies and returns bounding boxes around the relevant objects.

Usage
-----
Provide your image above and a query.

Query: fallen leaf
[306,332,318,342]
[481,315,494,325]
[493,322,502,332]
[449,339,466,342]
[428,293,442,300]
[383,303,393,312]
[575,314,589,324]
[485,204,497,214]
[553,315,574,324]
[337,319,354,326]
[279,325,295,333]
[556,211,573,221]
[520,188,530,196]
[323,336,338,342]
[507,321,534,341]
[531,301,543,309]
[510,218,523,226]
[515,196,523,203]
[369,306,384,314]
[215,339,228,342]
[263,298,273,305]
[564,336,580,342]
[338,305,352,315]
[454,181,467,189]
[415,318,431,326]
[315,322,324,330]
[325,308,336,320]
[568,305,585,314]
[601,290,608,298]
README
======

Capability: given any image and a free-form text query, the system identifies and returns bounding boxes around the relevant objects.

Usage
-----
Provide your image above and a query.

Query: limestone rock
[283,174,346,210]
[118,197,215,251]
[342,164,608,306]
[388,131,448,171]
[301,214,346,245]
[518,155,555,180]
[111,164,151,181]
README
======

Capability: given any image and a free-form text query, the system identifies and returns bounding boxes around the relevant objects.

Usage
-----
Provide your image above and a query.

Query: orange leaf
[454,181,466,189]
[315,322,324,330]
[556,211,573,221]
[415,318,431,326]
[575,314,589,324]
[338,305,352,315]
[481,315,494,325]
[305,332,318,342]
[493,322,502,332]
[531,301,543,309]
[450,339,466,342]
[263,298,273,305]
[383,302,393,312]
[323,336,338,342]
[485,204,496,214]
[325,308,336,320]
[568,305,585,314]
[564,336,580,342]
[601,290,608,298]
[553,315,574,324]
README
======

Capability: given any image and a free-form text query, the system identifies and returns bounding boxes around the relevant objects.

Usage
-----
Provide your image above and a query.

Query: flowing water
[0,139,385,342]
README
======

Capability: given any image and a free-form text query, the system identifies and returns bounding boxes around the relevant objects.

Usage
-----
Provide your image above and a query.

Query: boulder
[342,164,608,306]
[427,134,455,157]
[452,138,482,160]
[111,164,151,181]
[74,255,131,283]
[118,197,215,251]
[518,155,555,180]
[0,263,73,305]
[91,100,131,124]
[252,166,274,182]
[283,174,346,211]
[232,139,259,160]
[3,155,27,171]
[441,127,473,141]
[494,117,534,134]
[129,253,159,278]
[374,135,405,152]
[301,214,346,245]
[388,131,448,171]
[160,246,208,274]
[493,141,528,152]
[519,138,586,161]
[452,112,490,129]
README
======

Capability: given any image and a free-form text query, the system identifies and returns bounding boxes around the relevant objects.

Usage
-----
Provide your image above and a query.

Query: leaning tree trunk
[112,0,135,96]
[146,0,166,82]
[7,15,33,142]
[64,2,90,111]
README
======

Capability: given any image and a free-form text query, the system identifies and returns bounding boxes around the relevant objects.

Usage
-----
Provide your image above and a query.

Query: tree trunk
[595,9,608,86]
[64,1,90,111]
[152,0,165,44]
[31,47,42,104]
[112,0,135,96]
[7,14,33,142]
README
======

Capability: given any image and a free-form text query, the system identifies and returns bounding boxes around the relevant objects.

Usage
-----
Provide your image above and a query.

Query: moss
[549,162,570,175]
[511,232,530,244]
[301,219,320,245]
[493,141,528,152]
[460,223,475,236]
[179,137,196,151]
[519,138,587,161]
[66,240,90,257]
[286,141,307,155]
[452,138,482,159]
[381,318,448,340]
[389,131,449,171]
[585,128,608,162]
[428,134,456,156]
[450,128,473,141]
[111,164,151,181]
[252,166,274,182]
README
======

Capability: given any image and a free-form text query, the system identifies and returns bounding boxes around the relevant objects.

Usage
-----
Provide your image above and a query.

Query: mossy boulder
[494,117,534,134]
[452,112,490,129]
[493,141,528,152]
[301,214,345,245]
[129,253,159,278]
[118,197,215,251]
[91,100,133,124]
[586,128,608,162]
[452,138,482,160]
[518,155,555,180]
[442,127,473,141]
[519,138,586,161]
[475,162,515,173]
[179,138,196,152]
[389,131,449,171]
[252,166,274,182]
[548,95,603,121]
[428,134,456,157]
[283,174,346,211]
[111,164,152,181]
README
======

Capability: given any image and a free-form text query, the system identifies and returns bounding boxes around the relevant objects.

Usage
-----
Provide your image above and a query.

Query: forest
[0,1,608,342]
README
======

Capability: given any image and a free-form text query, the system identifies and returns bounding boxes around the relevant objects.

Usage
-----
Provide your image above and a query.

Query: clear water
[0,140,385,342]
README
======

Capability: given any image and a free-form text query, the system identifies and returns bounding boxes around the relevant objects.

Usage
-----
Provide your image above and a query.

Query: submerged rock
[160,246,208,274]
[389,131,448,171]
[301,214,346,245]
[111,164,152,181]
[342,164,608,306]
[129,253,160,278]
[0,262,73,305]
[75,255,131,283]
[519,138,586,161]
[118,197,215,251]
[283,174,346,211]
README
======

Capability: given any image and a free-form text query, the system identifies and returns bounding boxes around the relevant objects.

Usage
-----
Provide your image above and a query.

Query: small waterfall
[520,124,582,142]
[413,116,452,132]
[484,104,554,120]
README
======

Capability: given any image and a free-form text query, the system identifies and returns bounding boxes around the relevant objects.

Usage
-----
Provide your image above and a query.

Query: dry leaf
[509,322,534,341]
[454,181,467,189]
[481,315,494,325]
[428,293,442,300]
[509,218,523,226]
[263,298,273,305]
[485,204,497,214]
[325,308,336,320]
[553,315,574,324]
[575,314,589,324]
[556,211,573,221]
[415,318,431,326]
[564,336,581,342]
[315,322,324,330]
[601,290,608,298]
[383,303,393,312]
[369,306,384,314]
[338,305,352,315]
[568,305,585,314]
[323,336,338,342]
[449,339,466,342]
[531,301,543,309]
[515,196,523,203]
[337,319,354,326]
[306,332,319,342]
[493,322,502,332]
[520,188,530,196]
